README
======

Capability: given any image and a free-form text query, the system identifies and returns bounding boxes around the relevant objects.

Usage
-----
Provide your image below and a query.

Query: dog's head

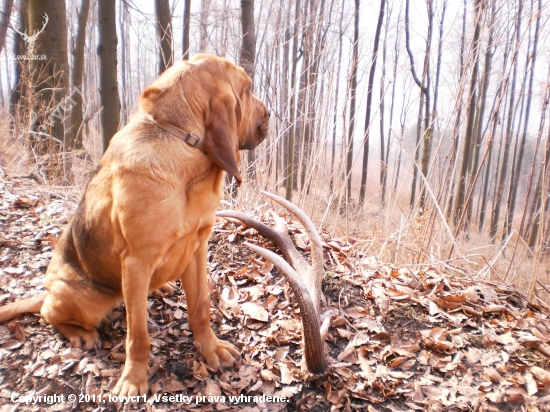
[139,53,269,185]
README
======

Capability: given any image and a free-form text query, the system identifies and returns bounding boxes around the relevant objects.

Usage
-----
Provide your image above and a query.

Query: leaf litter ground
[0,176,550,411]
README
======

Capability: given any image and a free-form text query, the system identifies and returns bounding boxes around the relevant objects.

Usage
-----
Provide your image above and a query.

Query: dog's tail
[0,292,48,323]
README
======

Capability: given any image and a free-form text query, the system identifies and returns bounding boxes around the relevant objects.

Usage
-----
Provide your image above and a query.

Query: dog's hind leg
[41,280,117,350]
[52,323,100,349]
[150,281,178,297]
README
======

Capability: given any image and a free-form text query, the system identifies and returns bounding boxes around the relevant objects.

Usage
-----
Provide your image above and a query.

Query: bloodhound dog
[0,54,269,397]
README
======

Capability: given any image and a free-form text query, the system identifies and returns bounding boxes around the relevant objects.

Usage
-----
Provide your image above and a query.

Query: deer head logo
[13,13,49,53]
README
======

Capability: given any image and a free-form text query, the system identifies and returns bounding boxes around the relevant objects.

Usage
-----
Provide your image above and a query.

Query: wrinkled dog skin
[0,54,269,397]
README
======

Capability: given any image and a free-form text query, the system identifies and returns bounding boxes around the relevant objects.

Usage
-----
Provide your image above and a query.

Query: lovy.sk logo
[13,13,48,60]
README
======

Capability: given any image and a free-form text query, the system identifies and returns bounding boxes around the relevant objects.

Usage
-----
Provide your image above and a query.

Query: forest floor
[0,175,550,411]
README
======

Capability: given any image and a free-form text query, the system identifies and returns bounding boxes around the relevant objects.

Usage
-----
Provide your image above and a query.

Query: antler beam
[217,191,328,374]
[243,242,328,374]
[260,191,324,315]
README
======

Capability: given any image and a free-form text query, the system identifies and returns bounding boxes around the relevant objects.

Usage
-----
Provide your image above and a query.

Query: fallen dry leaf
[0,176,549,411]
[241,301,269,322]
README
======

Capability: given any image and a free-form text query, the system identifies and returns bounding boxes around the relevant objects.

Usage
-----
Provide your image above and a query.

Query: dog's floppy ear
[204,92,243,185]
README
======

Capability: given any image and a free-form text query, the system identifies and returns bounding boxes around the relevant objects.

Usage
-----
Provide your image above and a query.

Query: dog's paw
[194,337,241,370]
[113,362,148,398]
[55,324,99,350]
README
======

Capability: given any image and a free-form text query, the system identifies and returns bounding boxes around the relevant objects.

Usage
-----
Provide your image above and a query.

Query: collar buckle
[184,133,201,147]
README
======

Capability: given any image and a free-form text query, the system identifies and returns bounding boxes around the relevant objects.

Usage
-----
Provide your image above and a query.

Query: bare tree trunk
[432,0,447,125]
[302,0,327,194]
[27,0,69,180]
[393,121,404,191]
[505,0,541,240]
[98,0,121,152]
[280,5,290,187]
[68,0,91,150]
[490,0,523,243]
[9,0,26,119]
[4,48,10,98]
[410,94,424,209]
[82,3,94,141]
[528,93,550,248]
[523,77,550,239]
[329,0,345,191]
[444,0,467,218]
[479,77,507,233]
[270,19,282,187]
[479,137,494,232]
[430,0,446,188]
[118,0,128,125]
[454,0,483,231]
[480,74,508,233]
[295,0,311,191]
[155,0,173,74]
[182,0,191,59]
[0,0,13,52]
[199,0,211,51]
[240,0,256,80]
[240,0,257,179]
[379,1,390,207]
[346,0,360,201]
[385,3,401,198]
[472,0,496,228]
[404,0,429,210]
[490,97,507,224]
[358,0,384,205]
[418,0,433,211]
[505,74,528,232]
[482,31,513,232]
[28,0,70,139]
[285,0,301,200]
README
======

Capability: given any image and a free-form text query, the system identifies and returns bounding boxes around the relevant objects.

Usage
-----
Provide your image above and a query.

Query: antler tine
[260,191,324,315]
[243,242,328,374]
[12,25,25,37]
[217,210,310,274]
[28,13,49,39]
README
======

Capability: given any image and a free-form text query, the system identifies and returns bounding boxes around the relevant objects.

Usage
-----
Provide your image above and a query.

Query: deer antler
[28,13,49,42]
[12,24,28,40]
[217,191,328,374]
[14,13,48,53]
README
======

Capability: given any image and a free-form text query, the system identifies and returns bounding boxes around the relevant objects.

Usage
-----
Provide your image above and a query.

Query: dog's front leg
[181,239,241,369]
[113,256,151,397]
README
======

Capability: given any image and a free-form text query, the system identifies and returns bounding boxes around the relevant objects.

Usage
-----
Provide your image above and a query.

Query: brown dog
[0,54,269,397]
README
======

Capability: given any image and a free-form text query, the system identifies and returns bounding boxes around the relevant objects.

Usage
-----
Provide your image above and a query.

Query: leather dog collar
[143,113,206,153]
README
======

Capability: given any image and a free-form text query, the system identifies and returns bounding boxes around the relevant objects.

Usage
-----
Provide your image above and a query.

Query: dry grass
[1,111,548,308]
[247,158,550,308]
